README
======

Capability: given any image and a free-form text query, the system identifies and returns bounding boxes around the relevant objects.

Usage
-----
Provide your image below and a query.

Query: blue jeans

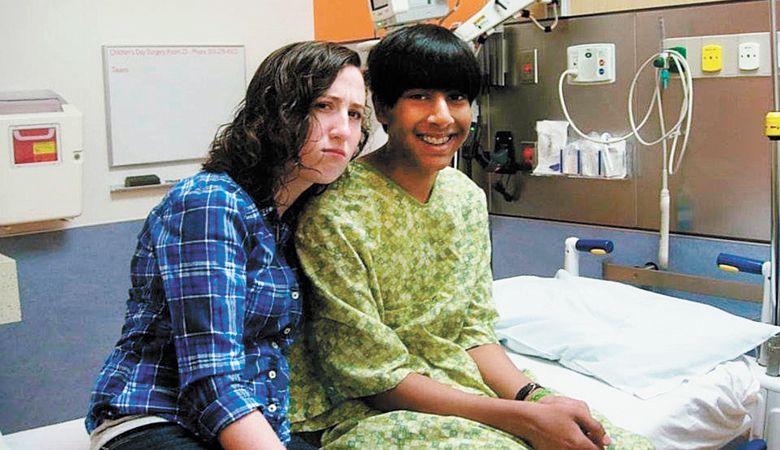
[101,422,318,450]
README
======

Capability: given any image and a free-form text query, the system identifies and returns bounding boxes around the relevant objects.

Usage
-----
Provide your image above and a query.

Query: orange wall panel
[441,0,486,29]
[442,0,546,29]
[314,0,376,42]
[313,0,542,43]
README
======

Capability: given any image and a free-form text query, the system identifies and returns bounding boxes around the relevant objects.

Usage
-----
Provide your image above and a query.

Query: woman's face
[294,65,366,185]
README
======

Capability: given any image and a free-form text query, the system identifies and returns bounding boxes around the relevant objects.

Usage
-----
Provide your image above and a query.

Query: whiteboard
[102,45,246,166]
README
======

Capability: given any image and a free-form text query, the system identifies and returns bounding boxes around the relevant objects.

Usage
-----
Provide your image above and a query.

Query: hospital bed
[2,243,773,450]
[0,361,766,450]
[495,240,779,450]
[506,351,758,450]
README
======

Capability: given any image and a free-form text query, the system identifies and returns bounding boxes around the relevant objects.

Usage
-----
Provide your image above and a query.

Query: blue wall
[490,215,767,319]
[0,221,141,434]
[0,215,769,433]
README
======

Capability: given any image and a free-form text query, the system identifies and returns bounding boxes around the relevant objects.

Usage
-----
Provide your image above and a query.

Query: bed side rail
[601,262,763,303]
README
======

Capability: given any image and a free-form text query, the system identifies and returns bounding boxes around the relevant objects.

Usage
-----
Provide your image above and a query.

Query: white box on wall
[0,91,83,226]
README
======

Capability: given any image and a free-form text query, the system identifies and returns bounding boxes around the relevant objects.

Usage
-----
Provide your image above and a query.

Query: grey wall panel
[473,0,773,242]
[485,12,640,227]
[634,2,773,240]
[489,215,765,319]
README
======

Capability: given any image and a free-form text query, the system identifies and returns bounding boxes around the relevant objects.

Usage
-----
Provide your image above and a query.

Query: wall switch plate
[517,49,538,84]
[738,42,760,71]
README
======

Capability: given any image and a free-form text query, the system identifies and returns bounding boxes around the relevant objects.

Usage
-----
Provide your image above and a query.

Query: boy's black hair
[367,23,482,109]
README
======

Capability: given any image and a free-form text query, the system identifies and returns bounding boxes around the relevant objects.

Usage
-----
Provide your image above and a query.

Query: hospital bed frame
[601,260,778,449]
[602,262,763,304]
[560,242,776,449]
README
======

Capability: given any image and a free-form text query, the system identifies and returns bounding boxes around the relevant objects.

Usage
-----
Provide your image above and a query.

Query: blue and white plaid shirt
[87,172,302,444]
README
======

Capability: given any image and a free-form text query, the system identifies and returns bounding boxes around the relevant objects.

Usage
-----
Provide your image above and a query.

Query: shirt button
[291,290,300,300]
[271,341,279,349]
[268,370,277,379]
[283,327,291,335]
[267,404,277,413]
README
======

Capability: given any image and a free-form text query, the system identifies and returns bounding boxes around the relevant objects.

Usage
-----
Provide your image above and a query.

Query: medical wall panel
[477,12,639,228]
[633,2,771,241]
[470,0,772,242]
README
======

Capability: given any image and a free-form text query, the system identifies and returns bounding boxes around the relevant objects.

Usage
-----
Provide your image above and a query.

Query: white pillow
[494,269,780,398]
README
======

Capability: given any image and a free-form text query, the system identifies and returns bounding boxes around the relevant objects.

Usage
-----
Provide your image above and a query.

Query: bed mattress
[507,351,760,450]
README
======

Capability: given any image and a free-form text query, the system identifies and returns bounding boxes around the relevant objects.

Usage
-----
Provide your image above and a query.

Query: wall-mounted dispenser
[0,90,83,226]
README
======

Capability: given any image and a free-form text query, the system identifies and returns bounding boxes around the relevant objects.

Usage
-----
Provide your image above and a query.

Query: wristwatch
[514,382,543,401]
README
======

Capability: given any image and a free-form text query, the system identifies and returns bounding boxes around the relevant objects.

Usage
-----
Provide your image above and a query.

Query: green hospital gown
[289,161,654,449]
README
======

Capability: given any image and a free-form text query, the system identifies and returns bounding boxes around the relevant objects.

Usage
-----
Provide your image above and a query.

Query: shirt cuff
[197,386,261,441]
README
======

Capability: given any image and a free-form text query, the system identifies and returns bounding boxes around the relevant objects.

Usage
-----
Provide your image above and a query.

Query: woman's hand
[521,395,611,450]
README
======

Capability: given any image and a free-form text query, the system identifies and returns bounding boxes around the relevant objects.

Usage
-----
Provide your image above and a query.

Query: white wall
[0,0,314,236]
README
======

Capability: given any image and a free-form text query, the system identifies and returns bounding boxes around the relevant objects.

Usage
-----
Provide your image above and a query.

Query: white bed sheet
[494,271,780,398]
[507,351,760,450]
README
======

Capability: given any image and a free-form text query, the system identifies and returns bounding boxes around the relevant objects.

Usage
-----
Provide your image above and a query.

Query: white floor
[1,418,88,450]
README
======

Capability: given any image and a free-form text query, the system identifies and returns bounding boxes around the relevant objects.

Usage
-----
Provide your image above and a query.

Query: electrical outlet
[519,141,535,171]
[667,33,770,78]
[701,35,739,76]
[739,42,760,71]
[738,32,770,76]
[702,44,723,72]
[664,32,780,78]
[566,43,616,84]
[516,49,538,85]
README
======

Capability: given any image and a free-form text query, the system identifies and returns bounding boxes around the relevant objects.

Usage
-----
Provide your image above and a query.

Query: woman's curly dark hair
[203,41,369,207]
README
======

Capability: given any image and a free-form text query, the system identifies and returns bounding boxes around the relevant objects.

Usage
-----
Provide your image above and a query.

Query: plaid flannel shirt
[87,172,302,444]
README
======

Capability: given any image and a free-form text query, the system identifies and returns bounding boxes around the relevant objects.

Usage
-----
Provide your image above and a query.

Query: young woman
[86,41,368,450]
[289,25,654,450]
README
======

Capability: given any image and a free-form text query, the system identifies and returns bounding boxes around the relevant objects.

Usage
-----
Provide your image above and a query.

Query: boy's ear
[373,101,390,125]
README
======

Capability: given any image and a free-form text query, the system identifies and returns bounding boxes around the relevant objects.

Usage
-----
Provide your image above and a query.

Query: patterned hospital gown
[288,161,654,450]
